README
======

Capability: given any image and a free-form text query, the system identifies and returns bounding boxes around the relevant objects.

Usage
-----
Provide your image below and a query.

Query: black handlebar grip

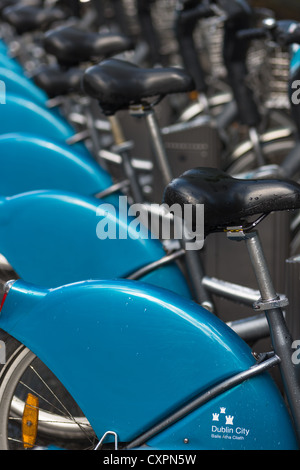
[137,0,162,65]
[218,0,253,23]
[174,4,213,93]
[175,30,207,92]
[286,26,300,45]
[223,21,261,127]
[237,28,267,41]
[177,4,214,26]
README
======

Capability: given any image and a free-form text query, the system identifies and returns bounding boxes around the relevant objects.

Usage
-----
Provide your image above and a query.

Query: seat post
[237,229,300,443]
[129,104,214,310]
[244,230,278,302]
[130,105,173,187]
[145,109,173,186]
[107,114,144,204]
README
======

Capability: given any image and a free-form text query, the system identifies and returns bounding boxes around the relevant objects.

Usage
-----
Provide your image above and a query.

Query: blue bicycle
[0,166,299,449]
[0,1,299,450]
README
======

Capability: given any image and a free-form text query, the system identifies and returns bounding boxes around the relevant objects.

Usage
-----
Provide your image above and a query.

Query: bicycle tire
[0,330,96,450]
[226,133,300,256]
[226,132,295,176]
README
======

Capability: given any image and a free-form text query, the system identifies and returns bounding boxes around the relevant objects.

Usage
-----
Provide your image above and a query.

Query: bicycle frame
[0,66,48,106]
[0,4,299,449]
[0,61,114,159]
[0,50,24,75]
[0,3,297,347]
[0,260,298,449]
[0,133,114,198]
[0,98,290,342]
[0,189,192,299]
[0,93,90,156]
[0,177,273,343]
[0,93,292,345]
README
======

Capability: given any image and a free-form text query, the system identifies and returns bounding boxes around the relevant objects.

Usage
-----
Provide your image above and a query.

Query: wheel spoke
[0,345,97,449]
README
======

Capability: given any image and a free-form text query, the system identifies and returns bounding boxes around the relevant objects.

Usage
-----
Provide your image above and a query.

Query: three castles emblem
[212,407,234,425]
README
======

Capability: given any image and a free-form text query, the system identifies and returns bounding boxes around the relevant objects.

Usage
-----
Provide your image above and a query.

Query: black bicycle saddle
[164,167,300,236]
[82,58,195,115]
[2,5,68,34]
[0,0,18,15]
[32,64,83,98]
[43,26,134,66]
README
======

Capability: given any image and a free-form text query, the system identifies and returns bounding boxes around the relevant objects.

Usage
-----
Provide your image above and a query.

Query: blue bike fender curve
[290,45,300,77]
[0,67,48,106]
[0,42,8,54]
[0,133,113,197]
[0,279,297,449]
[0,52,24,74]
[0,94,90,156]
[0,190,192,298]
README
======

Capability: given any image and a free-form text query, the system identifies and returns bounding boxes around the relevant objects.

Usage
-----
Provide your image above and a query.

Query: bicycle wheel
[226,132,295,176]
[0,259,18,288]
[0,331,97,450]
[289,213,300,256]
[226,131,300,259]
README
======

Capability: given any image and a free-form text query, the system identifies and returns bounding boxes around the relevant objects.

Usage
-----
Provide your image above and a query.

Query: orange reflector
[0,292,7,313]
[22,393,39,449]
[188,90,199,101]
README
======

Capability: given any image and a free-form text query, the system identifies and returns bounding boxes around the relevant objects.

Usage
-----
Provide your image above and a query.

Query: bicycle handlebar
[282,25,300,46]
[174,2,216,93]
[136,0,162,65]
[176,4,215,26]
[237,20,300,46]
[237,27,267,41]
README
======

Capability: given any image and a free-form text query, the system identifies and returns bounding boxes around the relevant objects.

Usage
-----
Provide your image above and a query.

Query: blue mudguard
[0,51,24,74]
[0,94,90,156]
[0,189,192,298]
[0,279,297,450]
[0,41,8,53]
[0,133,113,197]
[290,45,300,76]
[0,67,48,106]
